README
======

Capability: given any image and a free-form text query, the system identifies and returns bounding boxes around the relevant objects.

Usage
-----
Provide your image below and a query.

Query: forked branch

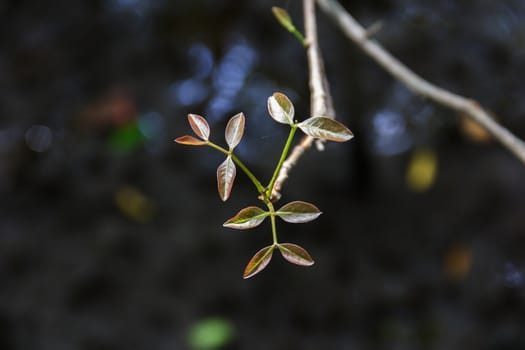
[272,0,335,200]
[315,0,525,165]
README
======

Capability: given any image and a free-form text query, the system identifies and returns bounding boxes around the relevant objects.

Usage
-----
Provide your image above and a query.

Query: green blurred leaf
[276,201,322,223]
[271,6,306,45]
[217,156,236,201]
[175,135,207,146]
[277,243,315,266]
[243,245,274,279]
[109,122,145,153]
[225,112,245,150]
[272,6,294,31]
[223,206,269,230]
[114,185,155,223]
[187,317,235,350]
[298,116,354,142]
[267,92,295,125]
[188,113,210,141]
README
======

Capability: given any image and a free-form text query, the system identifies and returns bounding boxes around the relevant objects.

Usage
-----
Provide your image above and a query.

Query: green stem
[293,30,307,47]
[266,201,279,244]
[207,141,266,195]
[266,125,298,197]
[231,153,265,194]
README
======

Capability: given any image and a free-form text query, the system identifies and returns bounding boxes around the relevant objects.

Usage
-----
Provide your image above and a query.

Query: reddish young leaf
[174,135,207,146]
[298,116,353,142]
[217,156,236,201]
[223,206,269,230]
[267,92,295,125]
[187,114,210,141]
[276,201,322,223]
[243,245,275,279]
[277,243,315,266]
[225,112,245,150]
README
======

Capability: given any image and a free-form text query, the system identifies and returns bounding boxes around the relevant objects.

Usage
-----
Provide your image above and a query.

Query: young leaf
[271,7,306,46]
[223,206,269,230]
[298,116,353,142]
[217,156,236,201]
[188,114,210,141]
[267,92,295,125]
[225,112,245,150]
[174,135,207,146]
[243,245,275,279]
[276,201,322,223]
[277,243,315,266]
[272,7,294,32]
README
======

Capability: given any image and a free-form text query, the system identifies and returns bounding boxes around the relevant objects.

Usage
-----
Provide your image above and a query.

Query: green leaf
[276,201,322,223]
[225,112,245,150]
[187,317,235,350]
[243,245,274,279]
[188,114,210,141]
[217,156,236,201]
[298,116,354,142]
[267,92,295,125]
[277,243,315,266]
[175,135,207,146]
[223,206,269,230]
[272,7,294,32]
[271,7,306,46]
[109,122,145,153]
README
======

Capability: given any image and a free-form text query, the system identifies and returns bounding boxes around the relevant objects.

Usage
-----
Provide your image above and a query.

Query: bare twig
[316,0,525,165]
[272,0,335,200]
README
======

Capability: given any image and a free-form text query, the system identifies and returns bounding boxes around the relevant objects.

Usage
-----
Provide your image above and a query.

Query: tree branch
[271,0,335,201]
[315,0,525,165]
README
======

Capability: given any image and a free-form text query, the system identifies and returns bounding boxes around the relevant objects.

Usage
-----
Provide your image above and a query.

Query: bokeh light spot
[503,262,523,288]
[114,185,155,223]
[187,317,235,350]
[188,44,214,79]
[25,125,53,153]
[171,79,209,106]
[108,122,144,153]
[138,112,163,139]
[406,148,438,192]
[371,110,412,155]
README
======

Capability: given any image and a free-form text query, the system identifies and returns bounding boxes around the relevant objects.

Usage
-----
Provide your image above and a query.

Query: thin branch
[315,0,525,165]
[271,0,335,200]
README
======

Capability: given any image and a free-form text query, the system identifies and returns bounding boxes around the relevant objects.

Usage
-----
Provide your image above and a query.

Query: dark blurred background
[1,0,525,349]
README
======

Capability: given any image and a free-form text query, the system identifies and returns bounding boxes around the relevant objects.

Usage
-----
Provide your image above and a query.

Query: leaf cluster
[176,92,353,278]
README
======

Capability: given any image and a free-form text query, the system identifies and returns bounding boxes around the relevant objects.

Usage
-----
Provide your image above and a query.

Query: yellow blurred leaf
[406,148,438,192]
[460,115,492,143]
[114,185,155,223]
[443,244,472,281]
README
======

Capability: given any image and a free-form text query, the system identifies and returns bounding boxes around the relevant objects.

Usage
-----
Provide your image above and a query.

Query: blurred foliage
[187,317,235,350]
[114,185,155,223]
[108,122,145,154]
[405,148,438,192]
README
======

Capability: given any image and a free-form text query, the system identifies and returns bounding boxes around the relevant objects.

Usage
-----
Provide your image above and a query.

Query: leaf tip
[271,7,293,30]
